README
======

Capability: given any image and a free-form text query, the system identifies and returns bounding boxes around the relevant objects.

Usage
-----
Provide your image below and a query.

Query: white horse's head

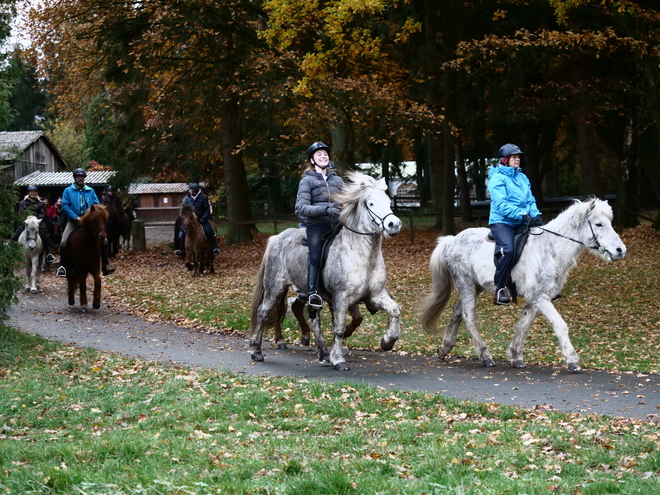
[576,198,626,262]
[23,215,42,250]
[331,172,402,237]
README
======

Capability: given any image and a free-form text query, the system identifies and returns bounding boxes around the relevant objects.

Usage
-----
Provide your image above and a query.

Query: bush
[0,172,23,320]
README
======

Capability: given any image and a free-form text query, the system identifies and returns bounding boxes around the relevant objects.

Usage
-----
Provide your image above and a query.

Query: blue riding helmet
[188,182,200,190]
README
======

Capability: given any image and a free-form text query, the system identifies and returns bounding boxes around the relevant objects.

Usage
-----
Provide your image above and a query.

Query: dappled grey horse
[420,198,626,372]
[249,172,402,371]
[18,215,46,294]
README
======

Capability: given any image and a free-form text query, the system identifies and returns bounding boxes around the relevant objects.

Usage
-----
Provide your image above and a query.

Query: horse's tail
[249,237,280,335]
[419,235,454,334]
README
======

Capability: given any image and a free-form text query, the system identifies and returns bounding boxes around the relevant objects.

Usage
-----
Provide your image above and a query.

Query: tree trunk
[455,135,473,222]
[219,93,256,244]
[615,116,640,228]
[330,110,356,171]
[521,130,544,208]
[571,55,604,197]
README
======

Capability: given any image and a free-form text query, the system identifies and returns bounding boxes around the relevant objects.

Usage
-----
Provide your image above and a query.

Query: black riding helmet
[188,182,200,191]
[307,142,330,162]
[73,168,87,177]
[27,184,38,191]
[497,143,523,159]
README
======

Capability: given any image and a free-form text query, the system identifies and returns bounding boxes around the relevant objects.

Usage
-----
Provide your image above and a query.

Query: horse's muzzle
[385,216,402,237]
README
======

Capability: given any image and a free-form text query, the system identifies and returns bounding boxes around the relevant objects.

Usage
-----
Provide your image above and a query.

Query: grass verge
[1,324,659,494]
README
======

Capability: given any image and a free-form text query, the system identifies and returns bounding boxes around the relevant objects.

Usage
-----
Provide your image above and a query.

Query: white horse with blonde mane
[18,215,46,294]
[420,198,626,372]
[249,172,402,371]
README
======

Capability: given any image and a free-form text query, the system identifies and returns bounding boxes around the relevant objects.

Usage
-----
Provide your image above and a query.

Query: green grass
[1,324,659,494]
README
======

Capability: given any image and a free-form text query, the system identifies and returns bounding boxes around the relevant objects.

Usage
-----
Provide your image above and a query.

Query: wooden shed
[127,183,201,223]
[0,131,68,180]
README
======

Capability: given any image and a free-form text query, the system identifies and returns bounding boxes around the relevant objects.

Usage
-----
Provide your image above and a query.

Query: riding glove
[521,214,531,224]
[327,206,341,217]
[529,215,544,228]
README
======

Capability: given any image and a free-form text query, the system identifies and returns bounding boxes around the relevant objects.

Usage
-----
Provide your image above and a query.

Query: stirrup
[174,249,182,257]
[213,248,220,256]
[46,253,56,264]
[308,293,323,309]
[56,266,67,278]
[494,287,510,306]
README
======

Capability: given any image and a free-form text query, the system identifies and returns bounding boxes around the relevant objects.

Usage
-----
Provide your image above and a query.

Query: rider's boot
[56,246,67,277]
[307,263,323,309]
[210,236,220,256]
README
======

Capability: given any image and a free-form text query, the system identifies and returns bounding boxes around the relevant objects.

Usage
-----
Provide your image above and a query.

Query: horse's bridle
[531,221,603,253]
[343,203,396,236]
[25,231,38,246]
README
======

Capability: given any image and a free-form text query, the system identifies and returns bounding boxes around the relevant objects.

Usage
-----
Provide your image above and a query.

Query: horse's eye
[595,222,603,227]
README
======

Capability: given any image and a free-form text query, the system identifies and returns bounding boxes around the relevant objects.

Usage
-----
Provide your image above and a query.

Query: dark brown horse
[106,201,130,257]
[65,204,109,312]
[180,205,215,276]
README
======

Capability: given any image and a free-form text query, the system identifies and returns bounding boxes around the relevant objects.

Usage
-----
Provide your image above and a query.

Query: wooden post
[131,219,146,252]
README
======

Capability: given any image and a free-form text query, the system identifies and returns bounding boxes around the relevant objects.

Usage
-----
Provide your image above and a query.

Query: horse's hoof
[93,302,101,309]
[251,352,264,362]
[342,346,349,357]
[568,362,582,373]
[511,360,526,369]
[437,348,448,361]
[380,337,395,352]
[68,298,75,306]
[30,289,37,294]
[319,353,331,363]
[300,338,310,346]
[483,358,496,367]
[334,362,350,371]
[277,343,288,350]
[79,307,87,313]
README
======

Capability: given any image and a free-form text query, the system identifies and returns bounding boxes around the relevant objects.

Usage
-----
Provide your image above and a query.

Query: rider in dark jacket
[294,142,344,309]
[12,185,56,264]
[174,183,220,257]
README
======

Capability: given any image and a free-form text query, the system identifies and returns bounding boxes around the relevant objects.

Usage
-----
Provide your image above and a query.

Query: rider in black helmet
[488,143,543,305]
[12,184,57,264]
[294,142,344,310]
[174,183,220,257]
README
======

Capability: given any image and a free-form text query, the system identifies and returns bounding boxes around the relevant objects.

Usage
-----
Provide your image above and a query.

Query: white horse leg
[328,303,350,371]
[438,301,463,360]
[250,296,279,361]
[29,255,40,293]
[309,309,330,363]
[507,304,538,368]
[461,295,495,367]
[368,292,400,352]
[536,298,581,372]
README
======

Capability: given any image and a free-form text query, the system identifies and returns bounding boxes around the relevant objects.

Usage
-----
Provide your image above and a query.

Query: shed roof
[127,183,192,195]
[0,131,46,160]
[14,171,116,187]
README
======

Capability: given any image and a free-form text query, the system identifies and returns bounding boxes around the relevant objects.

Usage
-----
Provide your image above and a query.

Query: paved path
[9,271,660,421]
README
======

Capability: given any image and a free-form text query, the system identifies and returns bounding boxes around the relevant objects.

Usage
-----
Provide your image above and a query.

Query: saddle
[487,224,529,303]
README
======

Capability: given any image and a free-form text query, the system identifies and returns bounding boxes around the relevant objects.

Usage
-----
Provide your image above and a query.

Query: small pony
[180,204,215,276]
[18,215,46,294]
[419,198,626,372]
[249,172,403,371]
[65,204,109,312]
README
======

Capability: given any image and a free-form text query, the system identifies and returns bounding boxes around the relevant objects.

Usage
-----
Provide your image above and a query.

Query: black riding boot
[307,262,323,309]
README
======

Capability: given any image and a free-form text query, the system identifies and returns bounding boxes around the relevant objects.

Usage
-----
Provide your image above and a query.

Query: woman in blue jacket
[294,142,344,309]
[488,144,543,305]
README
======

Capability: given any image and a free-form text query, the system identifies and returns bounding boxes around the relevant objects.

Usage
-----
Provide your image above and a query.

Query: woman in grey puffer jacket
[294,142,344,309]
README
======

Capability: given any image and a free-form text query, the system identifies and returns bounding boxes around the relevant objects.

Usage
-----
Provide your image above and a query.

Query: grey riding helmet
[497,143,523,159]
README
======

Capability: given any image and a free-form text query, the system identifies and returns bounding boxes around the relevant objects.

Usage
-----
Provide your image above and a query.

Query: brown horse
[65,204,109,312]
[180,205,215,276]
[106,201,130,257]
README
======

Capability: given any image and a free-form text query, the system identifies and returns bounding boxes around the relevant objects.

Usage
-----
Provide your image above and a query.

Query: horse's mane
[329,172,388,225]
[181,204,196,219]
[549,197,613,232]
[80,204,109,226]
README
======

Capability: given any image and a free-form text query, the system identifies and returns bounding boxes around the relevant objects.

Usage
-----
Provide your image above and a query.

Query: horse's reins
[343,204,396,236]
[530,221,603,253]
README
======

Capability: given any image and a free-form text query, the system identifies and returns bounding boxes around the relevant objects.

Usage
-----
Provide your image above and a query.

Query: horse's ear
[37,218,42,224]
[376,178,387,190]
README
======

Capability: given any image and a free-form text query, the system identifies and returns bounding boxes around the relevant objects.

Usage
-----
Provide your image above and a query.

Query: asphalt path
[9,224,660,421]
